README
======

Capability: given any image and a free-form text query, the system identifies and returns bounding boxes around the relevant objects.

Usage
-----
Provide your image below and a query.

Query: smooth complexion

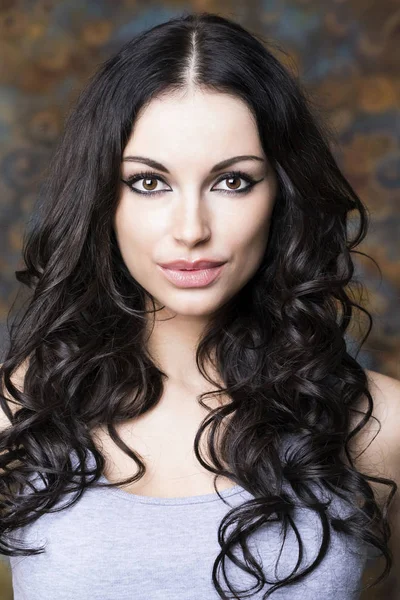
[114,88,278,396]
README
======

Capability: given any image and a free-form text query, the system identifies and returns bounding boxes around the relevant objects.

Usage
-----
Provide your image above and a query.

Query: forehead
[123,90,263,163]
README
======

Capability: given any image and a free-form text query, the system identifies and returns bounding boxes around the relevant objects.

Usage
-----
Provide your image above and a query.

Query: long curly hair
[0,11,396,598]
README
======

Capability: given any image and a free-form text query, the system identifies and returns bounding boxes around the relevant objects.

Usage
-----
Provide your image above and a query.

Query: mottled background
[0,0,399,597]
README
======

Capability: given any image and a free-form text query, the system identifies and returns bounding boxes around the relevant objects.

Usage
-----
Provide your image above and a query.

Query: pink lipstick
[158,264,225,288]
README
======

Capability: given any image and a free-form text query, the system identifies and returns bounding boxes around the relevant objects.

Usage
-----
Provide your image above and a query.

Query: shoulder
[0,359,30,430]
[351,369,400,593]
[365,368,400,425]
[349,369,400,498]
[353,369,400,477]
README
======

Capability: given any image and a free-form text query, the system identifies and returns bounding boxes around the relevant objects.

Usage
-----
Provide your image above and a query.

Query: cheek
[115,200,157,246]
[230,212,272,272]
[114,204,156,271]
[232,199,271,239]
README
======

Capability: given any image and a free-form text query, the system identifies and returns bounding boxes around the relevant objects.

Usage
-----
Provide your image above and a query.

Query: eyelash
[121,170,261,197]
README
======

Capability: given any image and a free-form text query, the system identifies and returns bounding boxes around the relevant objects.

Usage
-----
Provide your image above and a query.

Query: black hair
[0,11,396,598]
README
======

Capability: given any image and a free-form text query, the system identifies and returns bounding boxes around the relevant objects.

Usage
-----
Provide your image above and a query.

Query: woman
[1,11,399,600]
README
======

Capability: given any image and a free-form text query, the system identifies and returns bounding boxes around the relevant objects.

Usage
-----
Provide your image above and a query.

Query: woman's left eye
[212,173,257,194]
[121,170,261,197]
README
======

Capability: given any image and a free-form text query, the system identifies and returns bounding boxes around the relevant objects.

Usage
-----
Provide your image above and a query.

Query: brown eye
[122,170,259,197]
[142,178,158,191]
[122,172,170,195]
[225,177,242,190]
[212,172,257,194]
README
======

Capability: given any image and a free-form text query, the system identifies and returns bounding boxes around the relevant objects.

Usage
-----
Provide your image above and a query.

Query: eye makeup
[120,170,265,197]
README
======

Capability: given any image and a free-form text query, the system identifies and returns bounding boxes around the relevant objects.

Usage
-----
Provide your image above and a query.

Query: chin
[161,300,222,318]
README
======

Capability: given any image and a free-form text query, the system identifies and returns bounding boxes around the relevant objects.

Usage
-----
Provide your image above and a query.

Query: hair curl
[0,11,397,598]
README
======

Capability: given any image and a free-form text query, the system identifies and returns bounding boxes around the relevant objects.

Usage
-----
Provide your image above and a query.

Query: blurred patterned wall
[0,1,399,597]
[0,0,399,377]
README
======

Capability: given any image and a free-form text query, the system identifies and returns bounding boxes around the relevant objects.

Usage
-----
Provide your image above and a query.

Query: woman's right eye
[122,172,170,196]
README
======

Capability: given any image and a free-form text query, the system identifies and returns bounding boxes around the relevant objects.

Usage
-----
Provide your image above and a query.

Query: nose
[171,193,211,247]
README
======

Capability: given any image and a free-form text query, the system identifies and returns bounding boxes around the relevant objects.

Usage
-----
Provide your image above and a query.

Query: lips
[158,263,225,287]
[158,259,226,270]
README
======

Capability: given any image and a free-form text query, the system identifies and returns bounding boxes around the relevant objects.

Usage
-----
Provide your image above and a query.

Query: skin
[114,87,278,399]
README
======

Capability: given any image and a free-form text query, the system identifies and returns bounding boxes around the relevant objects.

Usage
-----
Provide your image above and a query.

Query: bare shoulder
[347,369,400,488]
[0,359,30,431]
[353,371,400,597]
[350,369,400,473]
[365,368,400,429]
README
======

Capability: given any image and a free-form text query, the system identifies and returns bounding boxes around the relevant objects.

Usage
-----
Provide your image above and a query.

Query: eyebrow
[122,154,265,174]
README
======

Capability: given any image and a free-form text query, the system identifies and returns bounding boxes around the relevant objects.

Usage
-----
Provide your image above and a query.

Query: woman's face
[114,89,278,319]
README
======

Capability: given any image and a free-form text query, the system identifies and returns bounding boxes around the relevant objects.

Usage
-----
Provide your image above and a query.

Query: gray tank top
[6,446,377,599]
